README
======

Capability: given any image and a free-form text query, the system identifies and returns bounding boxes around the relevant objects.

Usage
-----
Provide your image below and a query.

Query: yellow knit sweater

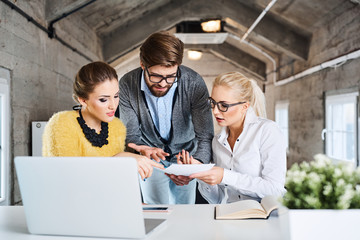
[42,111,126,157]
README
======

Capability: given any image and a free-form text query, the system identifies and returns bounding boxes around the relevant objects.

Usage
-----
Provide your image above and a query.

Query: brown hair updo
[73,61,118,103]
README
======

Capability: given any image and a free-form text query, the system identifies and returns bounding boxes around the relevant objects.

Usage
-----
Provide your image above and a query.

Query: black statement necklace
[76,109,109,147]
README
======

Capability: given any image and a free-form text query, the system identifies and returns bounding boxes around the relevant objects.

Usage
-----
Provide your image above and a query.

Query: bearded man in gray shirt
[119,31,213,204]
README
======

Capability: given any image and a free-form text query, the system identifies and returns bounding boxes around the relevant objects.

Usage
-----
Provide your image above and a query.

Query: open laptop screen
[15,156,164,238]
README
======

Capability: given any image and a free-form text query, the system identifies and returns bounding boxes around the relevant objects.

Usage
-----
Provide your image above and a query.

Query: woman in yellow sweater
[42,61,163,179]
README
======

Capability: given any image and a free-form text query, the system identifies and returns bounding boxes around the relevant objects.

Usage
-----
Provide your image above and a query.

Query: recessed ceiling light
[201,20,221,33]
[187,50,203,60]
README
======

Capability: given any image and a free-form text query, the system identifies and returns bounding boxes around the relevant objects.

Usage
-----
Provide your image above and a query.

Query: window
[324,92,358,164]
[275,101,289,149]
[0,68,10,205]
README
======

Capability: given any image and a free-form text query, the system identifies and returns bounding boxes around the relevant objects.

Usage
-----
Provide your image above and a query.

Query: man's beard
[149,84,172,97]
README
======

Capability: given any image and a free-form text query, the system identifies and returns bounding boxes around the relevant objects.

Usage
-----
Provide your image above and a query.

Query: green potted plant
[280,154,360,240]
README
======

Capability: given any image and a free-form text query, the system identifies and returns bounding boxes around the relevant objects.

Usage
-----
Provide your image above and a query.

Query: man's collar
[140,69,147,92]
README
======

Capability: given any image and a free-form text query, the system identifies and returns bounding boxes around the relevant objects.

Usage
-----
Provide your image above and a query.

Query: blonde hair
[213,72,266,118]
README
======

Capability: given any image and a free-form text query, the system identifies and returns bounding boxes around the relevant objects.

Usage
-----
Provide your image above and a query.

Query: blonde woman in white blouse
[177,72,286,203]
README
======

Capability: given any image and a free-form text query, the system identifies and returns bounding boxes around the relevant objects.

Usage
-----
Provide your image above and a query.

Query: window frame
[0,69,10,205]
[324,91,359,166]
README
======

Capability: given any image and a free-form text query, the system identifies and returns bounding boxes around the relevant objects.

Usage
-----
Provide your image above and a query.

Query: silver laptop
[15,156,166,238]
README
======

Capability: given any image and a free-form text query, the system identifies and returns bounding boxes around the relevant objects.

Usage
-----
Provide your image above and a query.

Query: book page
[158,164,215,176]
[260,195,279,216]
[216,199,265,218]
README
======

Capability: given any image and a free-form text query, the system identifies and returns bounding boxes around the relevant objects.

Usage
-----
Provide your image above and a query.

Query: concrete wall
[265,6,360,168]
[0,0,100,204]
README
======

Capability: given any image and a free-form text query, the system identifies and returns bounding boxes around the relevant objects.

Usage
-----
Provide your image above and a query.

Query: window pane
[345,103,354,131]
[326,93,357,163]
[345,132,355,161]
[332,131,342,158]
[279,109,288,128]
[332,104,343,131]
[0,95,2,199]
[0,73,10,205]
[275,102,289,149]
[328,105,333,129]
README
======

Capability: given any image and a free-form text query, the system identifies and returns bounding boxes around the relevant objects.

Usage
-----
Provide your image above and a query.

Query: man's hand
[128,143,170,162]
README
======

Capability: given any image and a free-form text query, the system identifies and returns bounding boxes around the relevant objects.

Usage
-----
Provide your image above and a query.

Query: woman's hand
[128,143,170,162]
[136,155,164,180]
[114,152,164,180]
[165,174,192,186]
[189,167,224,185]
[176,149,202,164]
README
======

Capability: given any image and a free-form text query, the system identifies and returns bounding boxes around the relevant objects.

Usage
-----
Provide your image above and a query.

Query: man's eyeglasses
[145,67,180,84]
[208,97,246,112]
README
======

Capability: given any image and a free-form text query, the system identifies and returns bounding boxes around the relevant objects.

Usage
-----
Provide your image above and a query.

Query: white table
[0,205,289,240]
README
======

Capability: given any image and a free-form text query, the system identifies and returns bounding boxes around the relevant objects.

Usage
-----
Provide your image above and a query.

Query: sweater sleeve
[190,72,214,163]
[118,73,145,147]
[42,111,82,156]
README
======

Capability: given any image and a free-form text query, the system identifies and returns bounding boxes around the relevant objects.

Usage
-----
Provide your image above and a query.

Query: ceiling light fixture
[187,50,203,60]
[201,20,221,32]
[175,20,227,44]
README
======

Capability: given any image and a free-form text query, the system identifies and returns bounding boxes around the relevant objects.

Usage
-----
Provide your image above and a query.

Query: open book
[215,195,279,220]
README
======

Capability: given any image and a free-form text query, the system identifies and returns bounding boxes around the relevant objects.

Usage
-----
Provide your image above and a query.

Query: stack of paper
[159,164,215,176]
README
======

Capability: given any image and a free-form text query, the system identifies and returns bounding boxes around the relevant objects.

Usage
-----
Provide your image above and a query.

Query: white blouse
[198,107,287,204]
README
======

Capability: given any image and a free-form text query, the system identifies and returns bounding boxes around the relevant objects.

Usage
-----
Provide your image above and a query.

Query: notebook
[15,156,166,238]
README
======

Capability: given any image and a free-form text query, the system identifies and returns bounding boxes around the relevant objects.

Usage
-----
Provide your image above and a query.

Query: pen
[159,159,171,168]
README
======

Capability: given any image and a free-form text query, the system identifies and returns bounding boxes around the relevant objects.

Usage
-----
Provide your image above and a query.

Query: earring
[77,97,87,110]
